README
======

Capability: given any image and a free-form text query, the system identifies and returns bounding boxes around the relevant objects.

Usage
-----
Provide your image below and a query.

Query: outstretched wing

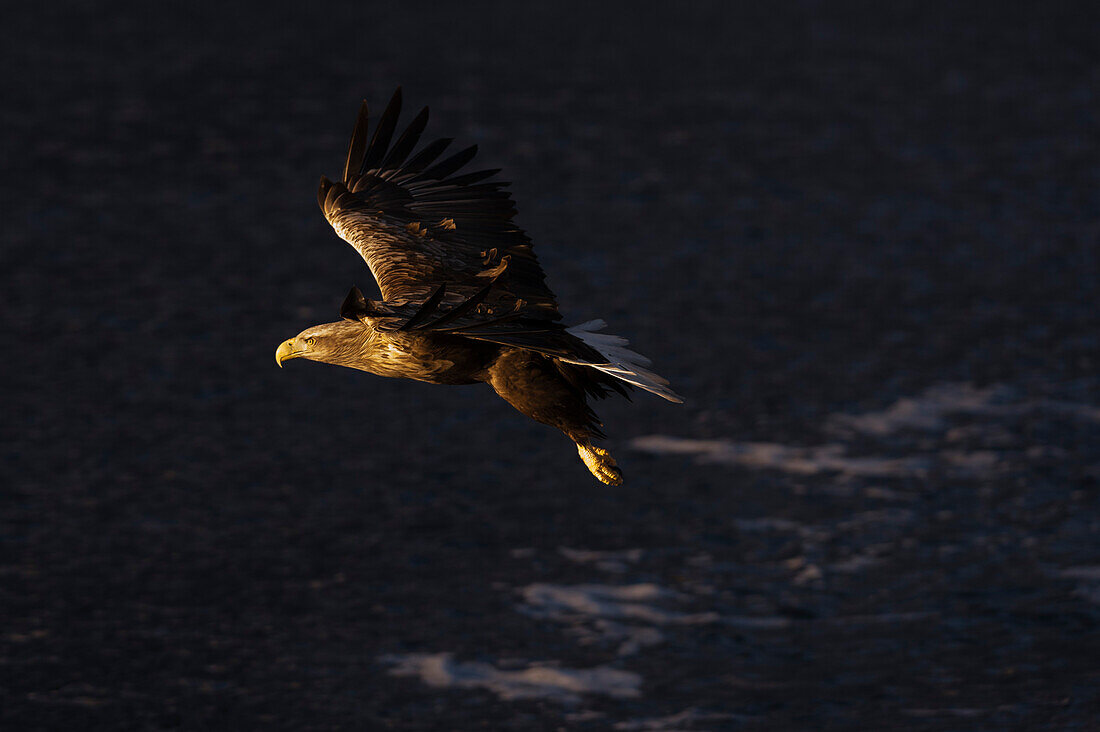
[318,88,560,321]
[339,278,601,359]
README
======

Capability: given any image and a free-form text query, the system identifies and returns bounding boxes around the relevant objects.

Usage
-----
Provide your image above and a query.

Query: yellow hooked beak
[275,338,306,368]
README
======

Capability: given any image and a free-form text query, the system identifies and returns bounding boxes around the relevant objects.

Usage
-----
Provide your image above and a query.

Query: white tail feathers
[564,319,684,403]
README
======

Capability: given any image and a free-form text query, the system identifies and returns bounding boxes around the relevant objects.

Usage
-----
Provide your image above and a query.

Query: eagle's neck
[317,325,437,382]
[310,321,376,370]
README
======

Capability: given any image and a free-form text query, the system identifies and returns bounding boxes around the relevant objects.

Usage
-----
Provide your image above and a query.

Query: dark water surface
[4,2,1099,729]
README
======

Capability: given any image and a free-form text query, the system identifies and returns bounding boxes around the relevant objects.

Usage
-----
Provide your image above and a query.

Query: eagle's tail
[564,320,684,403]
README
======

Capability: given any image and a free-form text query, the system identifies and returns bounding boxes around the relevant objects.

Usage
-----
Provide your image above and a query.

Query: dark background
[4,1,1099,729]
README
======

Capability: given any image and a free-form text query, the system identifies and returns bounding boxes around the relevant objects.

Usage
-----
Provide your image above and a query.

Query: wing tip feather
[341,101,370,184]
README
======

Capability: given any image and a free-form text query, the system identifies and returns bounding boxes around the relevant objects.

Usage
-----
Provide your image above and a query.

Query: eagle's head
[275,321,369,368]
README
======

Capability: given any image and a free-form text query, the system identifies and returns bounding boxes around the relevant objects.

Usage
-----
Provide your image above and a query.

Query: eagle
[275,89,682,485]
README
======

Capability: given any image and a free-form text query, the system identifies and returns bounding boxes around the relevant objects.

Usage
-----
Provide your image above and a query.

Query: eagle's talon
[577,443,624,486]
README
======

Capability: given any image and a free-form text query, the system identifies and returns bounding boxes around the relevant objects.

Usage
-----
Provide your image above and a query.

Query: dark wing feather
[442,168,501,187]
[319,88,561,320]
[399,137,453,177]
[411,145,478,182]
[342,102,370,185]
[361,88,402,172]
[340,284,605,364]
[419,280,494,329]
[380,106,429,172]
[398,283,447,331]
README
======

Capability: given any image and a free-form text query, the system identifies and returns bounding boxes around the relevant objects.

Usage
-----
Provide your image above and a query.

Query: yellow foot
[577,444,624,486]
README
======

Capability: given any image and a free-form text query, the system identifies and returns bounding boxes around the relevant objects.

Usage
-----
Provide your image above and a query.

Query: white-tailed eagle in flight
[276,89,682,484]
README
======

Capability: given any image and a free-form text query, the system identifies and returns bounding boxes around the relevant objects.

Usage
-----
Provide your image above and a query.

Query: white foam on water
[940,449,1005,476]
[613,707,745,730]
[635,383,1098,484]
[830,383,1005,436]
[583,620,666,657]
[830,382,1100,436]
[520,583,718,626]
[518,583,718,657]
[558,547,644,573]
[1059,566,1100,580]
[630,436,929,478]
[380,653,641,704]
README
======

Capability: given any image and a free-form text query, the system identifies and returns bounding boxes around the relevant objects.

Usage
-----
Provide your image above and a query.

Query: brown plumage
[276,88,682,485]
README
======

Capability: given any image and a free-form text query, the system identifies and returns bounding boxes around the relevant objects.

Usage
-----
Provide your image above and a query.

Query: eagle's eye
[306,337,316,346]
